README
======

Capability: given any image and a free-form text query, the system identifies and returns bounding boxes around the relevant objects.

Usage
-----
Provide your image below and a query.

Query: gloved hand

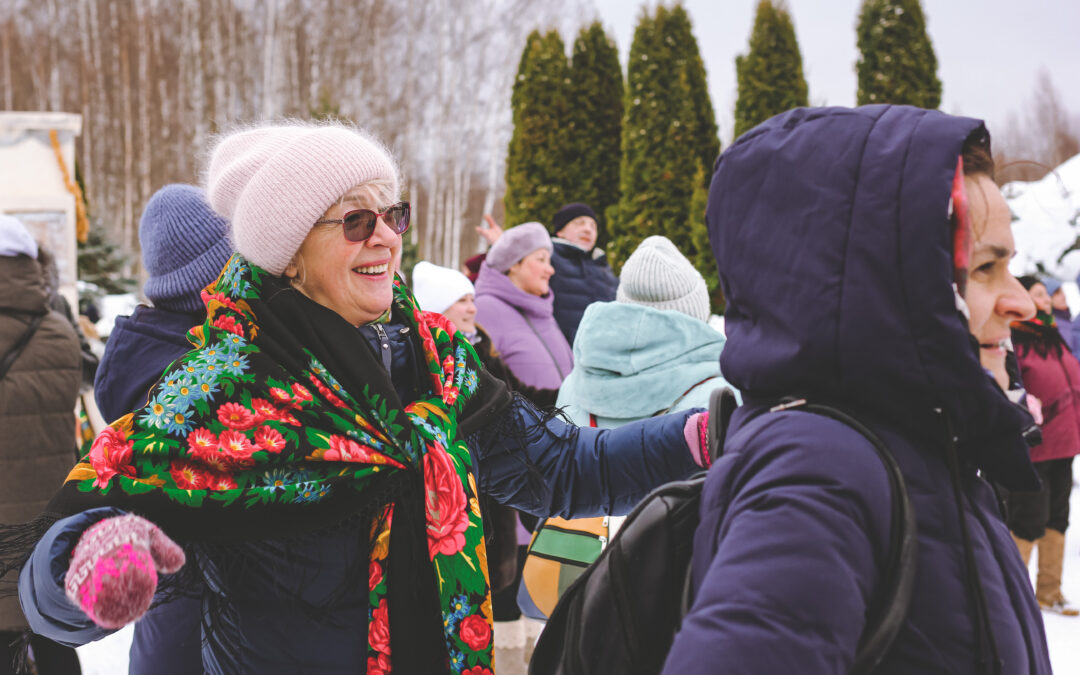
[64,514,185,628]
[683,412,711,468]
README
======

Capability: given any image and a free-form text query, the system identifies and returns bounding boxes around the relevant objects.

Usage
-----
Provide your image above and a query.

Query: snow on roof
[1007,153,1080,281]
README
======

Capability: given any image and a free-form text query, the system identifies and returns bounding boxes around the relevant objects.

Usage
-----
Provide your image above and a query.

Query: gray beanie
[485,222,552,272]
[616,236,710,322]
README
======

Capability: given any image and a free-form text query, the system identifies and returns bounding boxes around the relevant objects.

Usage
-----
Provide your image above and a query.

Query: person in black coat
[547,203,618,345]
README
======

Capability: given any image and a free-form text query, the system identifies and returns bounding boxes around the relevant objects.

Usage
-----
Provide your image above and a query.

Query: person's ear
[284,254,303,284]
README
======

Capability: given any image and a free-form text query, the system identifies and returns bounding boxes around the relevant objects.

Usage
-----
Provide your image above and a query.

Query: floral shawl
[51,254,496,674]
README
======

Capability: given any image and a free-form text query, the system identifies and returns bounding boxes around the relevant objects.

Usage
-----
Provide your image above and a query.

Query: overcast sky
[588,0,1080,146]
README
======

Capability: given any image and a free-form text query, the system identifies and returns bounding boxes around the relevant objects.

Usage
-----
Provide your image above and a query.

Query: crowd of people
[0,104,1075,675]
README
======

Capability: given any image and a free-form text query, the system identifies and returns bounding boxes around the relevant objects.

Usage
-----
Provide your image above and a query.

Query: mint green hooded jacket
[557,302,734,429]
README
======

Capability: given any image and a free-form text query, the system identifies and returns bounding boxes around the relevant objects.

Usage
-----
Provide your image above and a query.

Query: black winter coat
[549,240,617,346]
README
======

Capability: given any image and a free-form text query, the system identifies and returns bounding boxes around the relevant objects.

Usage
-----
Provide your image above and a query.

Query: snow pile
[94,293,139,338]
[1007,153,1080,281]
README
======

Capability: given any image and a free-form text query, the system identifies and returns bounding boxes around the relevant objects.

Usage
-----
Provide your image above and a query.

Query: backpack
[529,389,918,675]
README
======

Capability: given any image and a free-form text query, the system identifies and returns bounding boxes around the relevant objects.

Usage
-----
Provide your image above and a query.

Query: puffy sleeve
[19,507,125,647]
[661,412,893,674]
[467,384,700,518]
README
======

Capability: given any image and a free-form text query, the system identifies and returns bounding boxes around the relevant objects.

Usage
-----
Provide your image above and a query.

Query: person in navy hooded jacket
[92,183,232,675]
[547,203,618,345]
[663,106,1052,674]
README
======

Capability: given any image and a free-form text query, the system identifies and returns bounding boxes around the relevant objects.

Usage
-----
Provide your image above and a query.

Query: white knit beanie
[411,261,475,314]
[616,235,710,322]
[0,214,38,258]
[204,121,398,275]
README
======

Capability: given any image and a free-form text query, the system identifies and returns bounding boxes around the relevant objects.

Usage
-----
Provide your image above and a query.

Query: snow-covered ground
[75,476,1080,673]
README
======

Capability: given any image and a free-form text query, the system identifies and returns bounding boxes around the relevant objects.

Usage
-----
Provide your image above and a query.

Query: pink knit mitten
[64,514,185,628]
[683,412,711,468]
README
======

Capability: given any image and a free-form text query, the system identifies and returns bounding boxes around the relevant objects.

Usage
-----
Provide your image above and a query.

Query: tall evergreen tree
[856,0,941,108]
[565,22,624,246]
[665,5,720,190]
[734,0,809,138]
[505,30,571,227]
[609,6,710,273]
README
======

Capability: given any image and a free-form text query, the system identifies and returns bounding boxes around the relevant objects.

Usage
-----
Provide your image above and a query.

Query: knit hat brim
[551,203,598,235]
[144,236,234,313]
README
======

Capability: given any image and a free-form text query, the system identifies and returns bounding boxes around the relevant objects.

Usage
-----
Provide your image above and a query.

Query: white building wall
[0,111,83,309]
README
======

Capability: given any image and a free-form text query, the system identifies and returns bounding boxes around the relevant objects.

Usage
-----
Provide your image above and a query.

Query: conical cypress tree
[734,0,809,138]
[856,0,941,108]
[665,5,720,189]
[688,163,723,313]
[505,30,570,227]
[565,22,624,246]
[609,7,706,272]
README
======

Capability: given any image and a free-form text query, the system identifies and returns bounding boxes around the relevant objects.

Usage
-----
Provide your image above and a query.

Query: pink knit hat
[205,122,399,275]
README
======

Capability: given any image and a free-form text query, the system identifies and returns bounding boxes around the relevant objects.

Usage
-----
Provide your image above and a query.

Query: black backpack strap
[706,387,738,466]
[677,387,740,619]
[791,401,918,675]
[0,313,45,381]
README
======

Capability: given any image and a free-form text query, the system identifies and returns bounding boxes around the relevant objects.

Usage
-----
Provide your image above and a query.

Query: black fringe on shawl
[0,512,61,599]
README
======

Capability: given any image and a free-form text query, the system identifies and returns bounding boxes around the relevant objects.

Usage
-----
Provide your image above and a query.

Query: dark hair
[961,128,994,180]
[1016,275,1042,291]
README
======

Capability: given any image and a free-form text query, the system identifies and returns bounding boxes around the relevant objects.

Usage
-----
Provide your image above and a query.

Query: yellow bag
[516,515,610,620]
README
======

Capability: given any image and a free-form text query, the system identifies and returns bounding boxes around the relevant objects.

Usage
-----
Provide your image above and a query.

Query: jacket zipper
[372,323,392,373]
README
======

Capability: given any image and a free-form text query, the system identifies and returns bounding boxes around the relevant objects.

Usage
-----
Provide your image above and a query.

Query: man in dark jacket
[547,203,618,345]
[0,214,82,674]
[664,106,1052,673]
[92,183,232,675]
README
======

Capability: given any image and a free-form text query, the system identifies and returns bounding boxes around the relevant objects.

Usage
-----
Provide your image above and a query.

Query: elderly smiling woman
[9,121,707,674]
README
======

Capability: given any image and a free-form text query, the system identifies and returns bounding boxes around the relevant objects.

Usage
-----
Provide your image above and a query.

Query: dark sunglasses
[315,201,410,242]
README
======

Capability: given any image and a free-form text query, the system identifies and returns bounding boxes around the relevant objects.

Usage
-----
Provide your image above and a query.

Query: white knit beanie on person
[616,235,710,322]
[411,261,475,314]
[0,214,38,258]
[204,121,398,276]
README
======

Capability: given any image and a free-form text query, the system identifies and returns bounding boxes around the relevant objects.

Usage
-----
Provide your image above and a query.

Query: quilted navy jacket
[93,305,204,424]
[664,106,1052,674]
[548,240,618,346]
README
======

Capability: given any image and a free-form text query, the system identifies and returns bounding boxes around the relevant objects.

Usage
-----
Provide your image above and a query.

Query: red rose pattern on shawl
[87,427,135,489]
[424,442,470,559]
[459,614,492,652]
